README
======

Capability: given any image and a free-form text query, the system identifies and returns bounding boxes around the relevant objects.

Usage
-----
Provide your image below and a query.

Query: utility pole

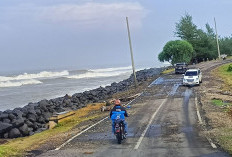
[214,17,221,59]
[126,17,138,88]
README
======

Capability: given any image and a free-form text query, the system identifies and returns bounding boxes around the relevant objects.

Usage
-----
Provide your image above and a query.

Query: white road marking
[195,97,217,149]
[134,97,167,150]
[206,137,217,149]
[195,97,203,124]
[55,92,143,150]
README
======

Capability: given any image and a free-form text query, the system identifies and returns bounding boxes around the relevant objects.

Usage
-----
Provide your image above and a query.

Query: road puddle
[169,83,181,96]
[149,77,183,87]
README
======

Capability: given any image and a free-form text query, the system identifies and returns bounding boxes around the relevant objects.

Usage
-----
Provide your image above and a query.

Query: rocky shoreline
[0,67,164,139]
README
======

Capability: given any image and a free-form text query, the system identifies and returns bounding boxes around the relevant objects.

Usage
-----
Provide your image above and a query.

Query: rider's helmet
[114,99,121,106]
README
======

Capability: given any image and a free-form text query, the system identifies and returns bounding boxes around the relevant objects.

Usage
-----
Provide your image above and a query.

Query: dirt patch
[0,139,7,145]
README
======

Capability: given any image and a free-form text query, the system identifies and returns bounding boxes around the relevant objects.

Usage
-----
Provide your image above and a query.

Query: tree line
[158,13,232,65]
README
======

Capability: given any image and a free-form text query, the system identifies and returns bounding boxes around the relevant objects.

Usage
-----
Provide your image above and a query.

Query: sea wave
[66,71,131,79]
[0,79,42,88]
[0,70,69,82]
[90,66,131,72]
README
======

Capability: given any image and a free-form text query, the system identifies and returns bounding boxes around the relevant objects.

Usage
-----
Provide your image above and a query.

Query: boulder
[48,108,55,113]
[12,118,24,127]
[35,109,42,116]
[39,99,49,106]
[27,102,38,108]
[0,113,9,120]
[27,113,37,122]
[32,122,38,130]
[38,100,49,111]
[38,117,46,123]
[19,124,29,136]
[64,94,71,99]
[0,122,12,134]
[28,109,36,115]
[25,119,34,127]
[43,112,52,122]
[54,107,65,113]
[71,97,80,103]
[12,109,23,117]
[2,118,11,123]
[3,110,12,114]
[8,113,16,121]
[9,128,22,138]
[3,132,8,138]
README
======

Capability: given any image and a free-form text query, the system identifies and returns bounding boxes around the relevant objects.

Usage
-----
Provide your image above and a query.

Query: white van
[183,69,202,86]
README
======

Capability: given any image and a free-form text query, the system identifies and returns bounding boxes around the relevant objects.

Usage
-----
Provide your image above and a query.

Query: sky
[0,0,231,72]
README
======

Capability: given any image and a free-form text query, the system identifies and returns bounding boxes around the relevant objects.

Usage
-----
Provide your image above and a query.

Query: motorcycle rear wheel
[116,132,122,144]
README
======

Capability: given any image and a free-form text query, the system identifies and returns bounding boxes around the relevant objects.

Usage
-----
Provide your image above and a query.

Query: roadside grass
[214,128,232,154]
[161,68,174,74]
[0,103,105,157]
[209,63,232,154]
[213,63,232,92]
[212,99,232,107]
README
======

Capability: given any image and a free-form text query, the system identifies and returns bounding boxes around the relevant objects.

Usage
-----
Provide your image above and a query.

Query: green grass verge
[212,99,232,107]
[0,104,104,157]
[161,68,174,74]
[213,63,232,91]
[216,128,232,154]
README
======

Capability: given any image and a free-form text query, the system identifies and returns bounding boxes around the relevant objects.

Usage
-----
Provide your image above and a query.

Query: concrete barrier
[49,103,106,129]
[49,111,75,129]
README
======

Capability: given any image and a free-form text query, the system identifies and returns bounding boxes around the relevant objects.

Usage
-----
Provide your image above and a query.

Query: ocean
[0,63,169,111]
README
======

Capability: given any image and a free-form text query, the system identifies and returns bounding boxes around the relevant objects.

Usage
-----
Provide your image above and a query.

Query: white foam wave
[0,79,42,88]
[90,66,131,72]
[0,70,69,82]
[67,70,131,79]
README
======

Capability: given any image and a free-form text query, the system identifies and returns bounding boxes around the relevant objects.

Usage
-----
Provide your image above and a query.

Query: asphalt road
[38,61,231,157]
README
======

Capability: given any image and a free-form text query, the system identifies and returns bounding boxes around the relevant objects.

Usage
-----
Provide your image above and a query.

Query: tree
[175,14,219,62]
[220,36,232,56]
[175,13,198,42]
[158,40,193,65]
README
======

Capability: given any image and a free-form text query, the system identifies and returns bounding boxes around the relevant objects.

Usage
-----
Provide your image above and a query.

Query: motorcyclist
[110,99,128,135]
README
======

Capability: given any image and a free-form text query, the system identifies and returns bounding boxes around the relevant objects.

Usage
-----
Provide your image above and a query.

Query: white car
[183,69,202,86]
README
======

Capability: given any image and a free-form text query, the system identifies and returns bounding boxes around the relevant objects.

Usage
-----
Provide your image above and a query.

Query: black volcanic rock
[0,113,9,120]
[2,118,11,123]
[9,128,21,138]
[12,109,23,117]
[12,118,24,127]
[27,113,37,122]
[0,122,12,134]
[19,124,29,136]
[8,113,16,121]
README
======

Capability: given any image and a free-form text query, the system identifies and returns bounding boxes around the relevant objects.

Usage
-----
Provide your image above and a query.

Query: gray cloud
[39,2,149,30]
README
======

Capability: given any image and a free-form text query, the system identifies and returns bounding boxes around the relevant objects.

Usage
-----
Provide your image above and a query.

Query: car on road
[175,63,188,74]
[183,69,202,86]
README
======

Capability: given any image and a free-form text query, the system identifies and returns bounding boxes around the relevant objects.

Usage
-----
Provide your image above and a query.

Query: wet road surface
[38,73,230,157]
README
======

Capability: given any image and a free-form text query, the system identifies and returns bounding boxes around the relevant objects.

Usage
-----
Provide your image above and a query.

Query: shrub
[227,64,232,72]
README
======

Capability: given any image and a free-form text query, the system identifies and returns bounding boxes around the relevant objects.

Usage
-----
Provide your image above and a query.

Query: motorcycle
[114,118,126,144]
